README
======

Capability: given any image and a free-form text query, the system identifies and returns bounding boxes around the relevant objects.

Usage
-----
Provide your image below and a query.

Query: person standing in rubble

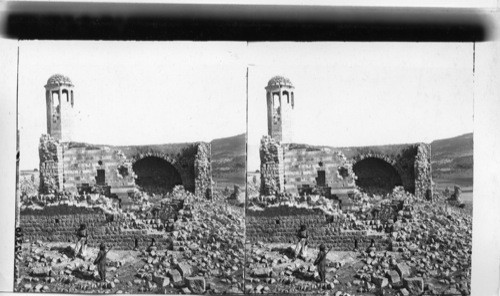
[74,224,88,258]
[93,243,108,282]
[295,224,308,260]
[314,244,328,283]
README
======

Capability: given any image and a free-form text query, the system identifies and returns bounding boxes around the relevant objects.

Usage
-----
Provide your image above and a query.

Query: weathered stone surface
[194,142,213,199]
[185,277,206,294]
[168,269,183,284]
[387,270,402,287]
[175,262,193,278]
[38,134,63,194]
[404,277,423,294]
[396,262,411,279]
[252,267,272,278]
[259,136,285,195]
[30,266,52,277]
[152,275,170,287]
[372,275,388,288]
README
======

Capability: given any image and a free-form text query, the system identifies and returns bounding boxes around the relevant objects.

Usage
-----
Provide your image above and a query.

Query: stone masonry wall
[19,205,171,250]
[282,146,356,195]
[39,134,64,194]
[194,142,213,199]
[414,143,433,199]
[246,205,388,251]
[61,143,136,195]
[260,136,285,195]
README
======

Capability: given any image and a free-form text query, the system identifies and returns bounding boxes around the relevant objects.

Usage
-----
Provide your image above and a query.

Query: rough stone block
[152,275,170,287]
[185,277,206,294]
[387,270,402,287]
[396,262,411,279]
[175,262,193,278]
[30,266,52,277]
[252,267,272,278]
[404,277,423,294]
[372,275,388,288]
[169,269,183,284]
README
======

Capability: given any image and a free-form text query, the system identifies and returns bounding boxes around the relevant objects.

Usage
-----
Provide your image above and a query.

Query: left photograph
[14,41,246,294]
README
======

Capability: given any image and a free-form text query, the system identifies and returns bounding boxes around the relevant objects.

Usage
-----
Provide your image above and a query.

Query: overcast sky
[18,41,247,170]
[247,43,474,171]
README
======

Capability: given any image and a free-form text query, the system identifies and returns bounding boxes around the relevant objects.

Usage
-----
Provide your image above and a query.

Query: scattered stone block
[30,267,52,277]
[176,262,193,277]
[372,275,388,288]
[404,277,423,294]
[185,277,205,294]
[396,262,411,279]
[252,267,272,278]
[153,275,170,287]
[387,270,402,287]
[169,269,183,284]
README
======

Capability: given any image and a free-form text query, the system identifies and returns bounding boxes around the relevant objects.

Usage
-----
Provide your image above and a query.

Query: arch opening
[353,157,402,196]
[132,156,183,196]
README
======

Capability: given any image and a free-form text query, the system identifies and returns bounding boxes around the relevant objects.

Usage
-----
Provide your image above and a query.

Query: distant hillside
[210,133,246,188]
[431,133,473,180]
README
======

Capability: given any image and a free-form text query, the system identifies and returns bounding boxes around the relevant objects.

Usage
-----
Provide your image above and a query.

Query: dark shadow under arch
[132,156,182,195]
[353,157,402,196]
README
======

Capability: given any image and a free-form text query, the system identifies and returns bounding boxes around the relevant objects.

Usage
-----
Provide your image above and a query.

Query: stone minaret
[265,75,295,144]
[45,74,75,142]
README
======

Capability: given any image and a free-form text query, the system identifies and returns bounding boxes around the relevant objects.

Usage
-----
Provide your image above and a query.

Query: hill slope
[210,133,246,188]
[431,132,473,182]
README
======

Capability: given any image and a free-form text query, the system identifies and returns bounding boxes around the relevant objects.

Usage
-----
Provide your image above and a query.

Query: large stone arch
[352,155,404,195]
[352,152,415,193]
[131,152,188,194]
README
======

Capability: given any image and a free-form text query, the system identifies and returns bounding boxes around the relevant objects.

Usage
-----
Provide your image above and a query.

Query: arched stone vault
[260,140,432,198]
[39,137,213,199]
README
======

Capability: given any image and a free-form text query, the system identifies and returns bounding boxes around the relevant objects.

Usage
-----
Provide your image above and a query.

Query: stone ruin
[243,76,470,296]
[259,75,433,200]
[38,74,213,201]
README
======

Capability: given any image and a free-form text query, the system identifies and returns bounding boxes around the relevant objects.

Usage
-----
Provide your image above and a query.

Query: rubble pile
[16,187,245,294]
[246,187,471,295]
[131,197,245,294]
[386,203,472,295]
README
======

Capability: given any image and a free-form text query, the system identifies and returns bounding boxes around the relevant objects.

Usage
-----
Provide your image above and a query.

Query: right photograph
[245,43,473,296]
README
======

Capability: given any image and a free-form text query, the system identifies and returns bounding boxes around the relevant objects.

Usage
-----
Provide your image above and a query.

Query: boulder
[372,275,388,288]
[185,277,205,294]
[387,270,402,287]
[175,262,193,277]
[152,275,170,287]
[30,266,52,277]
[404,277,424,294]
[169,269,183,284]
[252,267,272,278]
[396,262,411,279]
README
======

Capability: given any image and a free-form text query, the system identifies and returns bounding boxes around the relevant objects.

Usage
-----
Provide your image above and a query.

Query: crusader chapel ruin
[38,74,213,201]
[259,75,433,200]
[247,76,434,249]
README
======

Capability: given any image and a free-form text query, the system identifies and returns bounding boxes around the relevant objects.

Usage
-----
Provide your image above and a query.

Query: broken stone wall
[282,146,356,195]
[194,142,213,199]
[260,136,284,196]
[122,143,206,197]
[19,205,171,250]
[61,143,136,195]
[39,134,64,194]
[414,143,433,199]
[246,205,388,251]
